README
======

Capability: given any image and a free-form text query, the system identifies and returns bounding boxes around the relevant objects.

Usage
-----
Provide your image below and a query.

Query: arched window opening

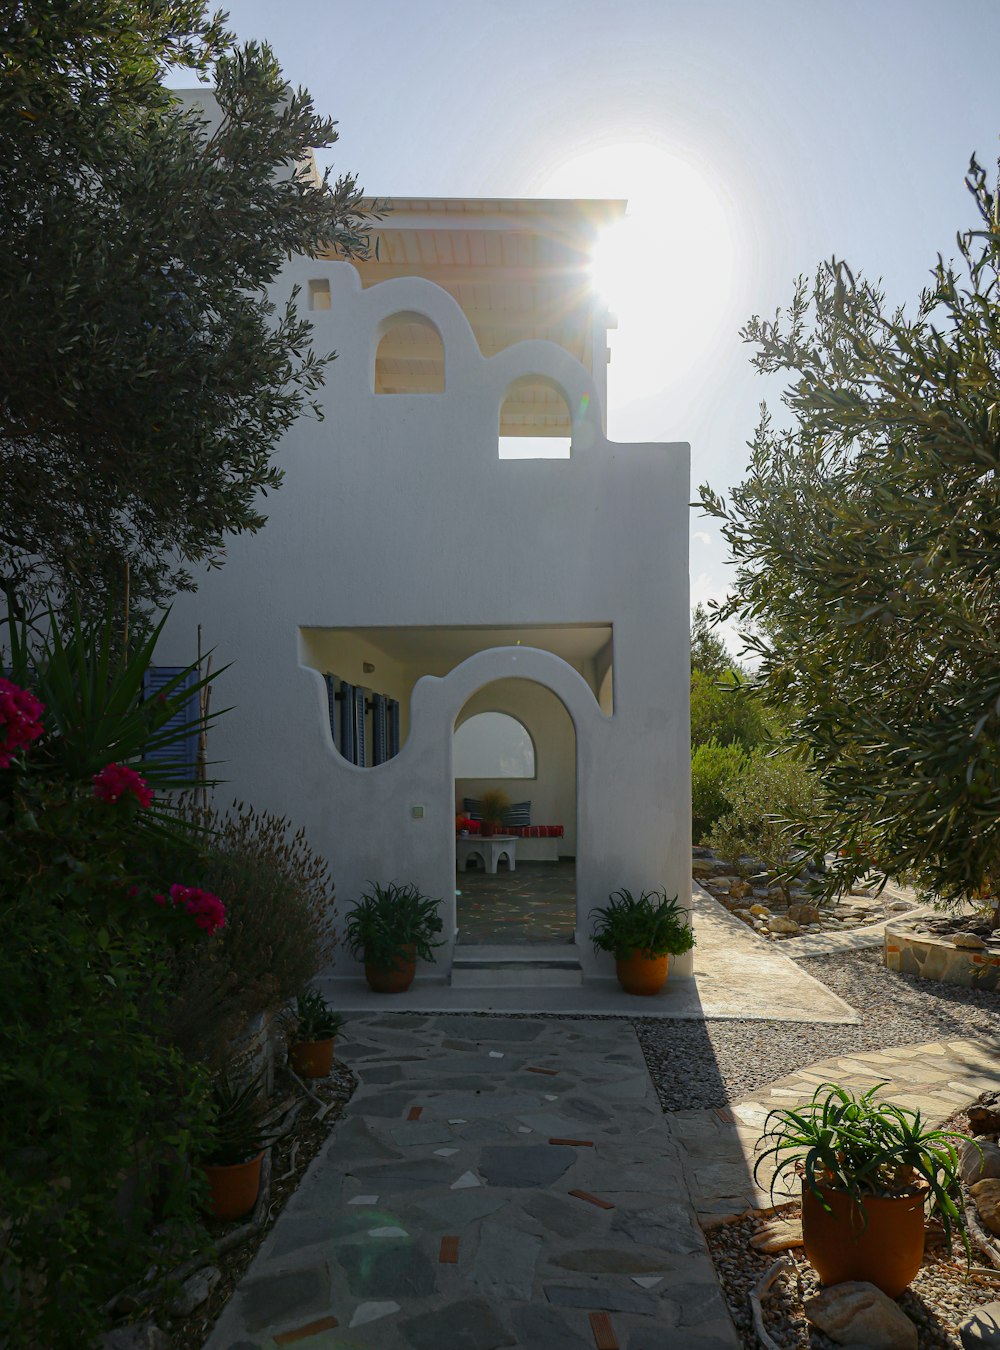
[498,375,572,458]
[375,316,445,394]
[454,712,535,779]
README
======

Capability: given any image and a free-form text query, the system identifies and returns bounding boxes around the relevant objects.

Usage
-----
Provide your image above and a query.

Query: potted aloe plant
[590,887,694,995]
[346,881,444,993]
[287,988,343,1078]
[755,1081,971,1296]
[199,1075,270,1221]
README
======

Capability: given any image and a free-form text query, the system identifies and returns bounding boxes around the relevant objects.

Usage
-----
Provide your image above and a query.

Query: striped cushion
[504,800,531,827]
[462,797,481,821]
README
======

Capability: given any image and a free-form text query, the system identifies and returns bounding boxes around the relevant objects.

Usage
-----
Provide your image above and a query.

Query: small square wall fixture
[411,806,424,819]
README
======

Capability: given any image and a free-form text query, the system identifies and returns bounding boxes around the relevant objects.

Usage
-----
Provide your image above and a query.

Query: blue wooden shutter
[353,686,367,767]
[324,674,338,743]
[372,693,387,765]
[387,699,400,758]
[142,667,199,778]
[340,680,355,764]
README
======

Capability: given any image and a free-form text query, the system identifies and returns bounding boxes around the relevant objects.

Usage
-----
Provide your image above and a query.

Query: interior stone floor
[455,860,576,945]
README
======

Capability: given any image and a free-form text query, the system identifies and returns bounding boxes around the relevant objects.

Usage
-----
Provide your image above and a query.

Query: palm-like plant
[345,881,444,968]
[755,1082,973,1256]
[590,887,695,959]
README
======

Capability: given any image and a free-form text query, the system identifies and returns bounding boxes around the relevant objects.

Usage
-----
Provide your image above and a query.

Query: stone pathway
[671,1035,1000,1228]
[205,1014,740,1349]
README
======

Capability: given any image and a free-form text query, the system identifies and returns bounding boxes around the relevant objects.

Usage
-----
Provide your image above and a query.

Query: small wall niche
[308,279,331,310]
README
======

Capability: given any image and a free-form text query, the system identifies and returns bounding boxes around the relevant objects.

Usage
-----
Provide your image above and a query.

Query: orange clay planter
[201,1151,264,1222]
[801,1179,929,1297]
[365,944,417,994]
[289,1037,335,1078]
[615,949,670,996]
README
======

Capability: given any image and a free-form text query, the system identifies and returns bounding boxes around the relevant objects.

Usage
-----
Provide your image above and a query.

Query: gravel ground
[709,1205,1000,1350]
[637,948,1000,1112]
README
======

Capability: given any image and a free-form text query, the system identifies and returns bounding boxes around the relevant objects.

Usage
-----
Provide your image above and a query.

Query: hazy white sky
[177,0,1000,647]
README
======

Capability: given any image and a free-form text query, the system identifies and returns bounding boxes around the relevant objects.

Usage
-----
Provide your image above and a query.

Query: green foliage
[690,602,731,677]
[3,600,218,796]
[691,739,746,843]
[589,888,695,960]
[159,801,338,1069]
[1,1,381,618]
[201,1075,268,1168]
[690,666,772,751]
[345,881,444,968]
[291,988,342,1042]
[0,611,221,1346]
[709,750,825,873]
[755,1082,970,1256]
[698,153,1000,907]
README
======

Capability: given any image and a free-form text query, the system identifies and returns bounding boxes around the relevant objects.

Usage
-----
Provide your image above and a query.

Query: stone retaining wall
[885,922,1000,991]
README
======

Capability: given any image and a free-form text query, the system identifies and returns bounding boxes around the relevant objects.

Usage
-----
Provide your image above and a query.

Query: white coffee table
[456,834,517,874]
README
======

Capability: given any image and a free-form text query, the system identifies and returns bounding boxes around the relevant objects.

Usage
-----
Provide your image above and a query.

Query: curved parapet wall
[885,923,1000,991]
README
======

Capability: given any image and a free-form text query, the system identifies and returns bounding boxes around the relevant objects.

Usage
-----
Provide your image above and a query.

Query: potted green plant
[755,1081,971,1296]
[590,887,694,995]
[478,788,511,838]
[199,1075,269,1221]
[346,881,444,993]
[287,988,343,1078]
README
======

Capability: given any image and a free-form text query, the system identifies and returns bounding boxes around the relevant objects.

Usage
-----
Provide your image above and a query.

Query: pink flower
[165,883,226,936]
[92,762,154,808]
[0,678,45,768]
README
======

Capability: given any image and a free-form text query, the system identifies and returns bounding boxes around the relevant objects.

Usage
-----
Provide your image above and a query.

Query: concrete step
[453,942,580,968]
[450,964,584,989]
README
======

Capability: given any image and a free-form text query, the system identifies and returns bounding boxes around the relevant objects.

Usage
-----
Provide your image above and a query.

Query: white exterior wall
[158,260,692,982]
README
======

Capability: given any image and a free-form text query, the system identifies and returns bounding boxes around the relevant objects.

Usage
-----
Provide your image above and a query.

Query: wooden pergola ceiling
[325,198,623,436]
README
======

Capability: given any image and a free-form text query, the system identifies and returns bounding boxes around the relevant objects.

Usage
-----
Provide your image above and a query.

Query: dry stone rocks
[971,1179,1000,1236]
[169,1266,221,1316]
[960,1300,1000,1348]
[766,917,802,936]
[804,1280,918,1349]
[749,904,771,919]
[788,902,822,926]
[961,1139,1000,1184]
[749,1217,803,1253]
[970,1092,1000,1136]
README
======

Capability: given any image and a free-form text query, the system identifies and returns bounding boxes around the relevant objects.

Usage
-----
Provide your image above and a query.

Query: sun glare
[540,142,737,399]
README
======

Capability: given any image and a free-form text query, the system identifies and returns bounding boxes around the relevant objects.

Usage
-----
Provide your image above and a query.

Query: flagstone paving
[671,1035,1000,1227]
[204,1014,741,1349]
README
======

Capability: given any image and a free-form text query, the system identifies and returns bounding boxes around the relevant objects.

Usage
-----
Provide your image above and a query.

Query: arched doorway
[453,678,576,945]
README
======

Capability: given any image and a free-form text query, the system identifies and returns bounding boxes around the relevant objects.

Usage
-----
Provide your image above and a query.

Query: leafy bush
[0,606,218,1347]
[161,801,338,1070]
[690,666,772,751]
[709,750,825,873]
[691,739,746,843]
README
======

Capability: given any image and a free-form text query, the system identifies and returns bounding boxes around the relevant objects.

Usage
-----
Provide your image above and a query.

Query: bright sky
[175,0,1000,652]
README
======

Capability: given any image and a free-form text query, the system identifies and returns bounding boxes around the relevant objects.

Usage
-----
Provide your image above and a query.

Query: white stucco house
[157,125,692,986]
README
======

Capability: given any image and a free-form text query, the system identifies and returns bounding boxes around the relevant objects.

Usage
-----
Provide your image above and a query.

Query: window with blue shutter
[142,667,200,779]
[324,676,400,767]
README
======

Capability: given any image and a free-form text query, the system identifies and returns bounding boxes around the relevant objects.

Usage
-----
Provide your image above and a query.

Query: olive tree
[698,155,1000,907]
[0,1,379,618]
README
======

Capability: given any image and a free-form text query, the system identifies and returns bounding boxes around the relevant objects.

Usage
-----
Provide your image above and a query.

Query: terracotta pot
[365,944,417,993]
[615,949,669,996]
[801,1178,928,1296]
[201,1150,264,1222]
[289,1037,335,1078]
[480,821,497,838]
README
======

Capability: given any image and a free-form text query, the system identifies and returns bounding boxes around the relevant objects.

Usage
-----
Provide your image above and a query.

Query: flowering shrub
[92,761,154,808]
[154,883,226,935]
[0,677,44,768]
